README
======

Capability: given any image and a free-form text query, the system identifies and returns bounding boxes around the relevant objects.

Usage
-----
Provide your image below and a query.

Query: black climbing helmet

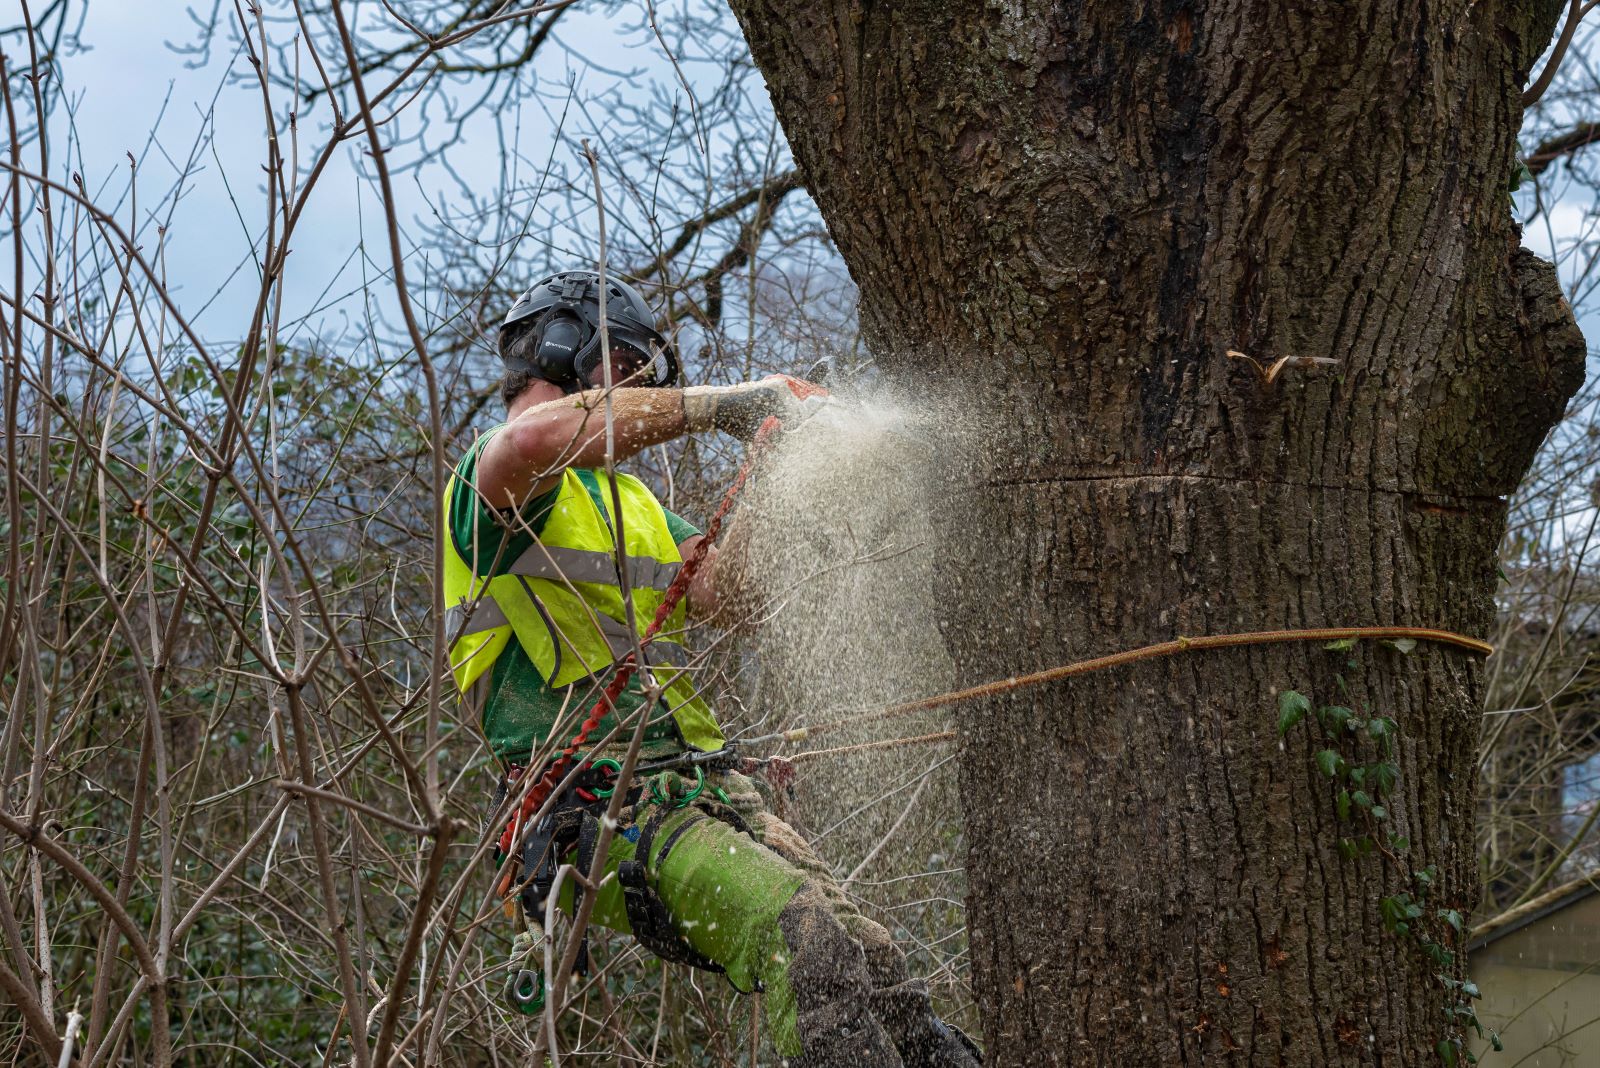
[500,270,680,392]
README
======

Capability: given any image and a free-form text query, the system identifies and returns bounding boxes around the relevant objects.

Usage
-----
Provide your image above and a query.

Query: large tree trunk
[729,1,1586,1064]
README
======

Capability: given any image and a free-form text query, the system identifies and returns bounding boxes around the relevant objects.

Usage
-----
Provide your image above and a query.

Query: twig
[274,779,434,837]
[0,959,61,1063]
[845,773,933,889]
[1524,0,1587,108]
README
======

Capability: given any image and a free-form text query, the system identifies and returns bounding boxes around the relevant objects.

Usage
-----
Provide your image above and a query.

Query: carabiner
[589,757,623,799]
[648,766,706,809]
[503,968,546,1014]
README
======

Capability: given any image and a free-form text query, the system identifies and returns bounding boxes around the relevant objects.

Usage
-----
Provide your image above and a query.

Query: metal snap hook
[503,968,545,1014]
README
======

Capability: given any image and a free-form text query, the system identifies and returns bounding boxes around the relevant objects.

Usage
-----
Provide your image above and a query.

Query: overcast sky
[44,1,742,358]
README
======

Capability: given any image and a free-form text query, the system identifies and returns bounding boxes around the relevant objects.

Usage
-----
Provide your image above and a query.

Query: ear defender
[532,311,588,387]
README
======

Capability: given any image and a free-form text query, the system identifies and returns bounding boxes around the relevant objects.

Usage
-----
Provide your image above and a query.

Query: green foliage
[1317,704,1355,733]
[1275,641,1498,1064]
[1276,689,1310,736]
[1508,157,1534,193]
[1379,891,1425,935]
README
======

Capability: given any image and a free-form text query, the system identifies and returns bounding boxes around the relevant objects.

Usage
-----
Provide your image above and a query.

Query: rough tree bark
[728,1,1586,1064]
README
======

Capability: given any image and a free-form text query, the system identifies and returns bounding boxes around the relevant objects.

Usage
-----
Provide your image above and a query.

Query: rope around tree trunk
[774,626,1493,764]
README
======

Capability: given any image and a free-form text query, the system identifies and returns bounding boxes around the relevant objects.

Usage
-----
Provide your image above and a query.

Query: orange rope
[777,626,1492,759]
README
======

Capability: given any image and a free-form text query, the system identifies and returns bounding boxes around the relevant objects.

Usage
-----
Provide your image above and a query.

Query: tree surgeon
[444,269,981,1067]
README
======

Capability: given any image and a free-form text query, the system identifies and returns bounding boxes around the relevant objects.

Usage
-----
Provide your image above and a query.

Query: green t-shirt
[449,428,703,765]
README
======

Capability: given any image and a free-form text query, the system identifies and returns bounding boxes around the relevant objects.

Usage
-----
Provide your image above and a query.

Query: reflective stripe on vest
[445,596,510,637]
[441,456,724,752]
[506,542,683,591]
[445,595,688,668]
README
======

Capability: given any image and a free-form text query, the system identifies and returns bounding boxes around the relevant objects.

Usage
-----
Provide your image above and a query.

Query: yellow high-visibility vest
[443,467,724,752]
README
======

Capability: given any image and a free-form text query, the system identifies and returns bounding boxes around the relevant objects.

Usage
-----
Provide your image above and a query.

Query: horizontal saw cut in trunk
[728,0,1587,1063]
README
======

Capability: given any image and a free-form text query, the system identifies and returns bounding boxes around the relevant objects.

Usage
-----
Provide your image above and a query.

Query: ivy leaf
[1314,750,1346,778]
[1325,637,1358,652]
[1352,790,1373,810]
[1509,157,1533,193]
[1370,804,1387,820]
[1438,1039,1459,1068]
[1318,705,1355,733]
[1441,909,1464,935]
[1277,690,1311,737]
[1491,1031,1503,1052]
[1348,766,1368,788]
[1385,638,1418,654]
[1389,834,1410,852]
[1369,762,1399,796]
[1336,790,1352,822]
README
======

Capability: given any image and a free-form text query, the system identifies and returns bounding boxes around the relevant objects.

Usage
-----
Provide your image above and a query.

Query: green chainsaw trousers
[550,769,979,1067]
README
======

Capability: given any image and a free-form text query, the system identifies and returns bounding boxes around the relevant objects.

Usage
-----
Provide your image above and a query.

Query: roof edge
[1470,874,1600,951]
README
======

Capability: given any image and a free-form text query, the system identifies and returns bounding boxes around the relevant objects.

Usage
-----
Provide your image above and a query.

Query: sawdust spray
[726,380,978,1012]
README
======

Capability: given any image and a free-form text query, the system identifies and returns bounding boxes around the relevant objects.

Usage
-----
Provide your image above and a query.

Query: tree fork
[729,1,1585,1063]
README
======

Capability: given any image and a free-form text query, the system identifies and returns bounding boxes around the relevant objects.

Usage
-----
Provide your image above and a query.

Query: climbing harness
[491,759,632,1016]
[494,753,759,1010]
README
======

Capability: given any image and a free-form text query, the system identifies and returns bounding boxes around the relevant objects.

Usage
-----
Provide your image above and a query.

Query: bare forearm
[538,387,687,470]
[473,375,818,512]
[478,388,687,508]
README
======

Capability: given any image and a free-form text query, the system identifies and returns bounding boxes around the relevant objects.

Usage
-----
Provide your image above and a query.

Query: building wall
[1471,890,1600,1066]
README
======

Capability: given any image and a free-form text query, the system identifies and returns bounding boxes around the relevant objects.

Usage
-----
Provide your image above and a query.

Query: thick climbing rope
[774,625,1493,764]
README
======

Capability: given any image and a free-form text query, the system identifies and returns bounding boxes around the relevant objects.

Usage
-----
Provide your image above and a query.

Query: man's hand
[682,375,827,440]
[682,519,758,622]
[679,535,718,619]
